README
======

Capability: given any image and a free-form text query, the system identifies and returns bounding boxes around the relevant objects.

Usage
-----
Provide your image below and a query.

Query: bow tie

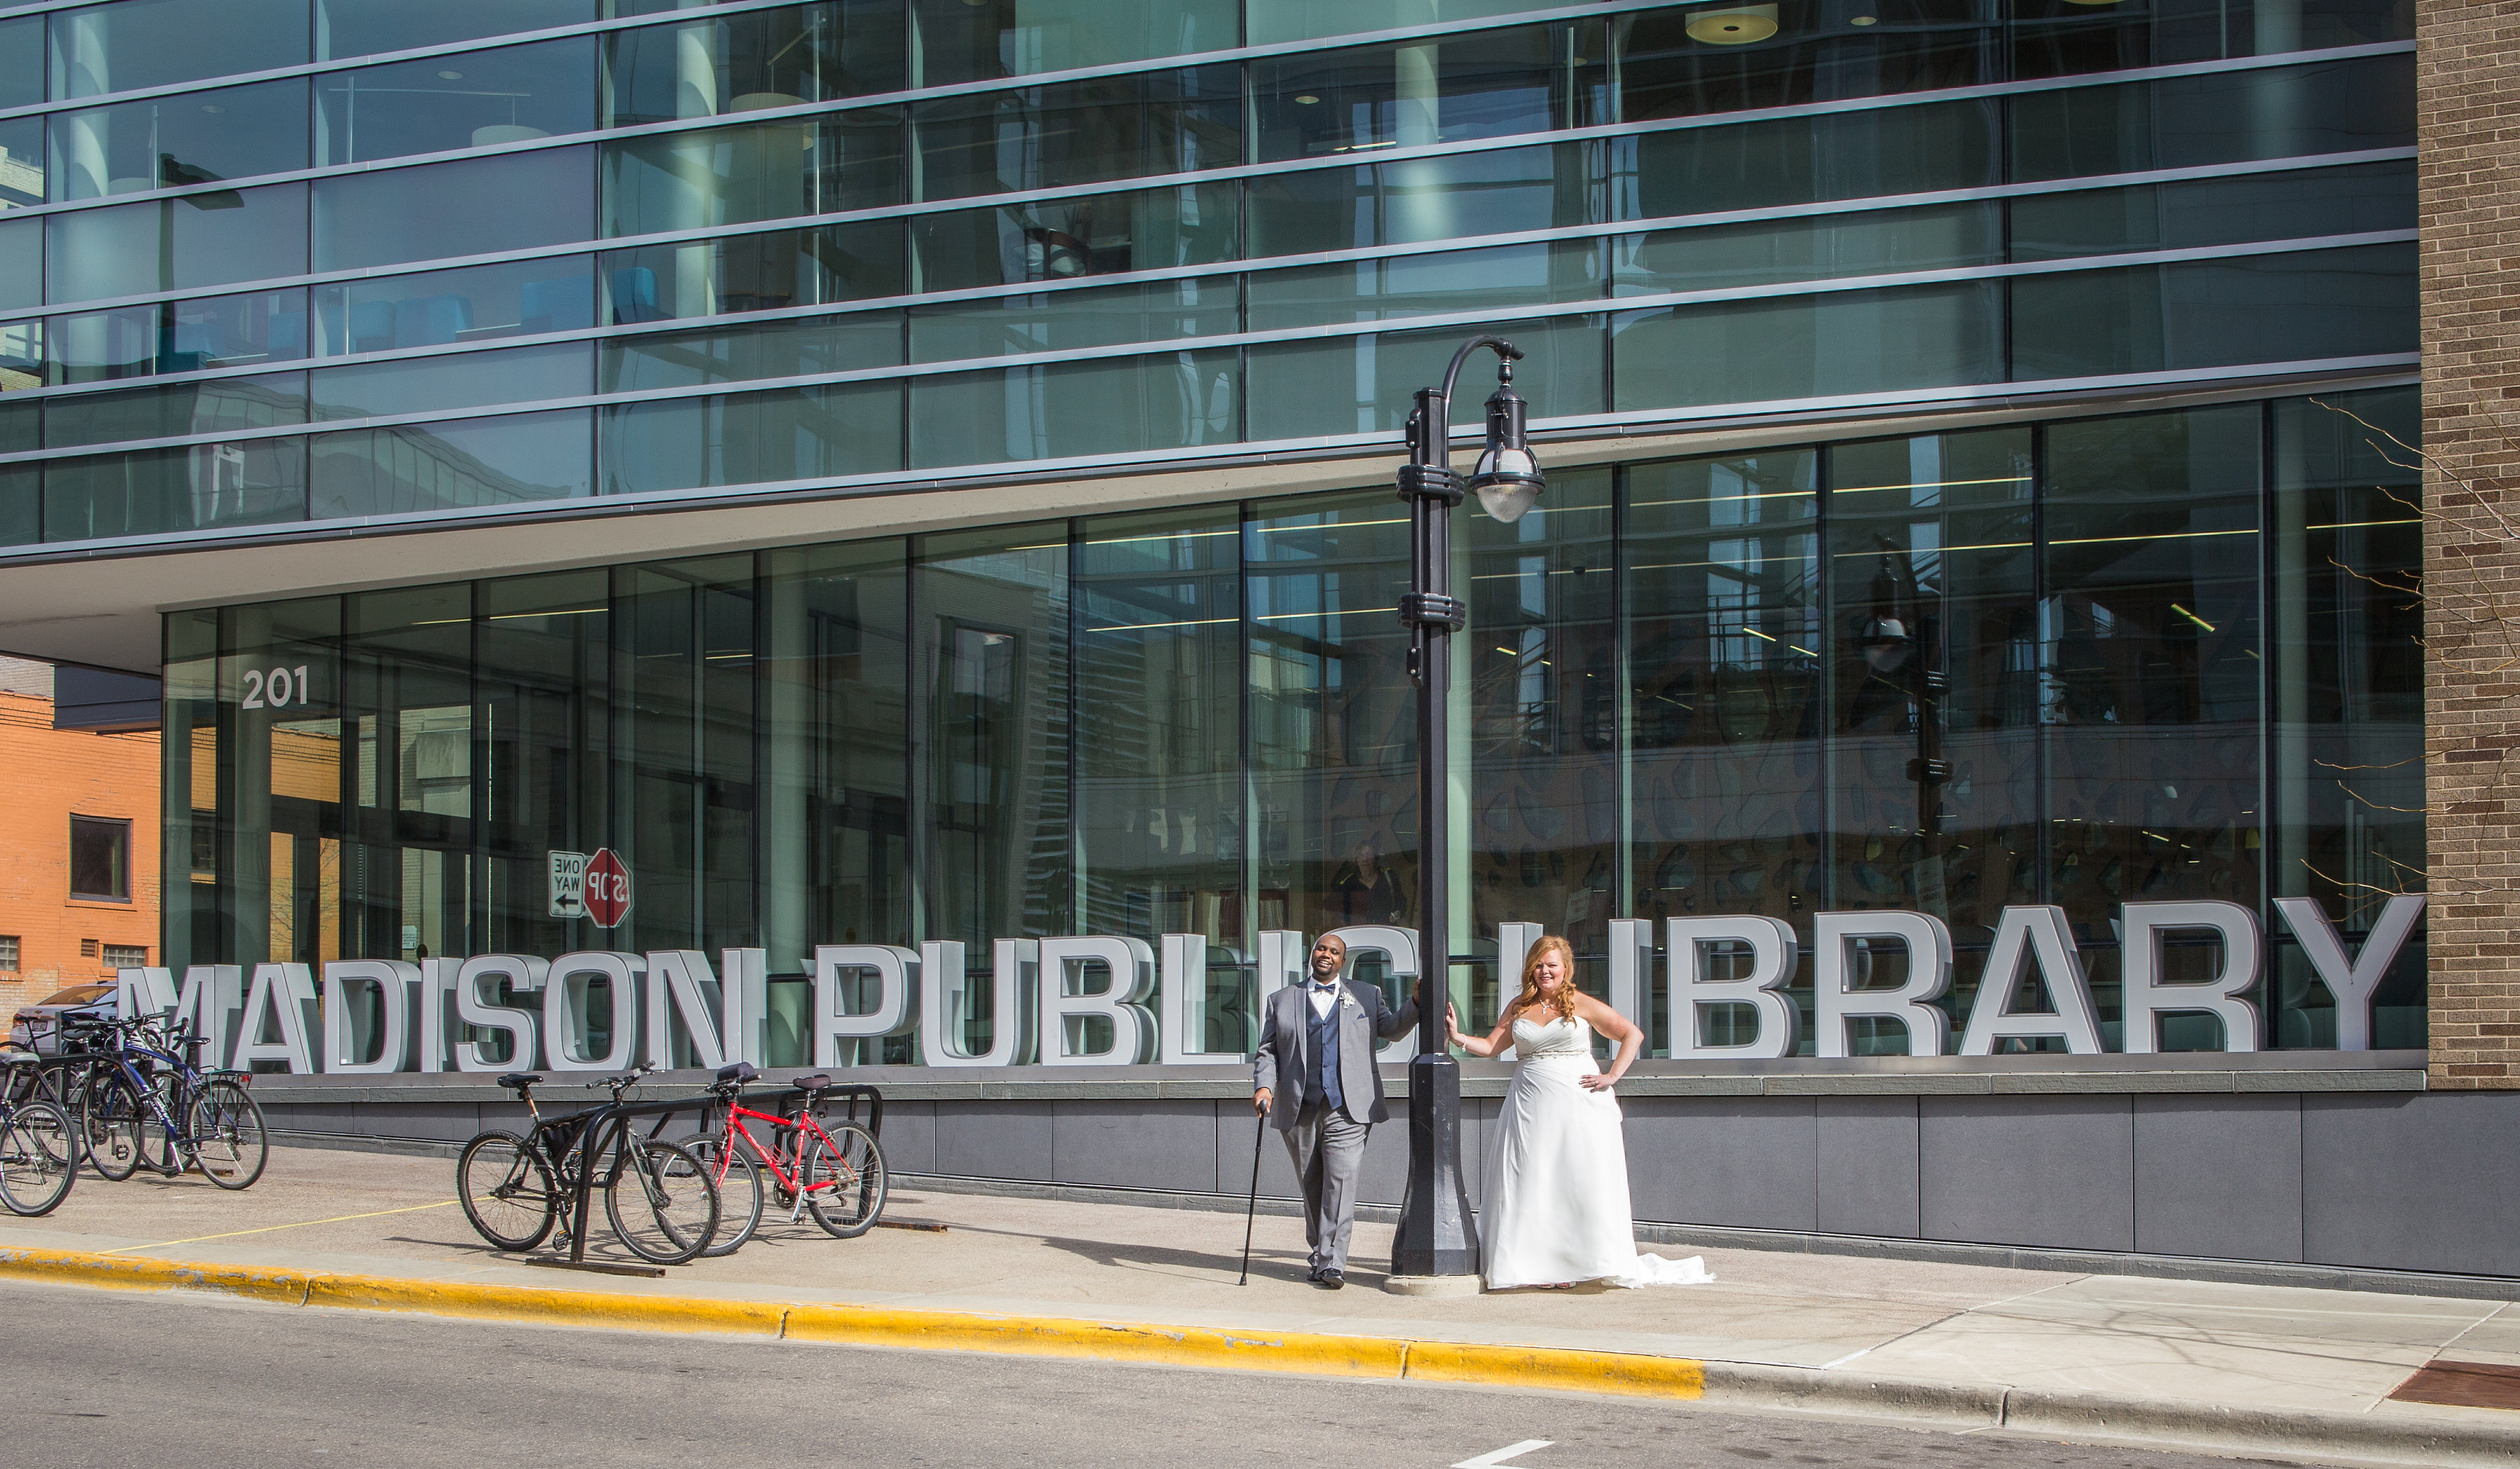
[1312,981,1339,992]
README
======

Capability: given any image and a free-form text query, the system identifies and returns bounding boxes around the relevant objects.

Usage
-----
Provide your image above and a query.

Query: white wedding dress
[1482,1014,1716,1290]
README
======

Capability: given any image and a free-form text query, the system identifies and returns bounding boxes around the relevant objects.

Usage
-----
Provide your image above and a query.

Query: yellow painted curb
[0,1246,312,1306]
[307,1274,788,1336]
[1407,1340,1707,1400]
[783,1302,1409,1377]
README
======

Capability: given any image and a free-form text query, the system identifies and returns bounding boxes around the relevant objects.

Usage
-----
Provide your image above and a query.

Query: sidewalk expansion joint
[3,1242,2518,1468]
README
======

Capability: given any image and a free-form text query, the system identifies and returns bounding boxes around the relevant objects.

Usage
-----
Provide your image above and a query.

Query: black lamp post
[1388,334,1544,1286]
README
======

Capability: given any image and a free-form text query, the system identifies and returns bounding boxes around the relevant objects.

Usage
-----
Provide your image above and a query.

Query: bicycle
[71,1016,267,1190]
[682,1062,888,1256]
[0,1052,78,1216]
[454,1066,720,1267]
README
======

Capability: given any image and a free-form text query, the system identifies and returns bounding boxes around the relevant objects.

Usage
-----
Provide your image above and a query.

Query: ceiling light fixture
[1686,4,1779,43]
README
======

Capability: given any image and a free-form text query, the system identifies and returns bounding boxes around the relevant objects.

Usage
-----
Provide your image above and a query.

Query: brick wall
[2422,0,2520,1086]
[0,689,159,1008]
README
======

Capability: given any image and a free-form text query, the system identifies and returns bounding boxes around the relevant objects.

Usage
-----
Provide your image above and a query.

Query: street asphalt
[0,1278,2363,1469]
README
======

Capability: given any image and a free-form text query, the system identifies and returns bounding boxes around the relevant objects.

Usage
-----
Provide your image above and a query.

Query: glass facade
[164,389,2426,1057]
[0,1,2419,1060]
[0,1,2412,547]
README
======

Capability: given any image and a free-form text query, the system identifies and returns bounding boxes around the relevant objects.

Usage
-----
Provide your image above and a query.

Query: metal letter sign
[548,850,588,920]
[583,848,632,929]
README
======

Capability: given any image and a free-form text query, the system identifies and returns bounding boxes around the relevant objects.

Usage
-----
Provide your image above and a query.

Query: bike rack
[531,1092,707,1277]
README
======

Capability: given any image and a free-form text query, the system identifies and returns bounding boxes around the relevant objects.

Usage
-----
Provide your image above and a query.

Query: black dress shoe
[1317,1269,1345,1290]
[1305,1265,1324,1282]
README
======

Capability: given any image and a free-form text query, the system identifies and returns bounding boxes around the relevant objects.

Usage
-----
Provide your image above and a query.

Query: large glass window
[612,556,757,955]
[311,409,593,519]
[69,816,131,900]
[314,258,596,356]
[44,436,307,541]
[910,276,1236,362]
[1249,240,1600,334]
[909,349,1236,468]
[317,39,597,167]
[2008,162,2416,262]
[604,3,902,124]
[0,16,42,111]
[2010,53,2416,183]
[48,79,308,201]
[342,586,472,969]
[1614,281,2002,413]
[0,218,37,313]
[1252,22,1605,164]
[47,289,311,384]
[315,148,595,273]
[0,117,39,210]
[475,568,610,959]
[1249,143,1592,255]
[598,382,901,493]
[1624,99,1999,224]
[312,342,592,421]
[601,113,903,237]
[912,183,1238,293]
[911,0,1236,85]
[911,68,1239,202]
[49,0,309,100]
[43,372,307,450]
[1248,314,1600,441]
[599,220,906,323]
[317,0,594,60]
[2011,244,2416,381]
[47,183,309,305]
[598,312,903,391]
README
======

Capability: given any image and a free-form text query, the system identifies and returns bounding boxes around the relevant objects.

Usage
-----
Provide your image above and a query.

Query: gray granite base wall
[252,1052,2506,1281]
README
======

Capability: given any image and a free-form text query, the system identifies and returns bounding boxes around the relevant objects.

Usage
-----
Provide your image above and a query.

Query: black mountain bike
[70,1017,267,1188]
[455,1066,719,1266]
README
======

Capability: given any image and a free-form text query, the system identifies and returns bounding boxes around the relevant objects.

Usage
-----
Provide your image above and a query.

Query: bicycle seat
[790,1073,834,1093]
[715,1062,759,1085]
[496,1073,543,1091]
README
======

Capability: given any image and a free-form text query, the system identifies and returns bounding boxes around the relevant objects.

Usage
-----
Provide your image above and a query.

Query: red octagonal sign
[584,848,632,929]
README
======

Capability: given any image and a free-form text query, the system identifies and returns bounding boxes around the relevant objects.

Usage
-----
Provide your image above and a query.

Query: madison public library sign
[115,897,2427,1076]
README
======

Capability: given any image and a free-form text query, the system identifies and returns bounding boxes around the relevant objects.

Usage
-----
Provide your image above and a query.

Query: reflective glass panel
[341,585,475,969]
[1827,428,2037,949]
[476,568,611,960]
[2008,162,2417,262]
[218,597,344,980]
[312,342,593,420]
[47,183,309,304]
[1247,314,1601,441]
[909,349,1237,468]
[2039,406,2262,1048]
[919,524,1072,953]
[0,117,41,209]
[911,0,1235,85]
[315,148,595,272]
[601,112,902,234]
[313,258,596,355]
[316,39,597,167]
[598,381,902,493]
[1465,467,1617,976]
[911,183,1238,293]
[43,436,308,540]
[911,68,1239,202]
[603,3,903,123]
[2269,386,2423,1048]
[1612,281,2001,412]
[1625,451,1823,951]
[1614,2,1998,124]
[311,409,593,518]
[598,311,903,391]
[2011,54,2416,183]
[1623,99,1999,223]
[1250,0,1541,47]
[1075,505,1244,957]
[46,288,309,383]
[318,0,594,59]
[48,79,308,201]
[2010,244,2418,381]
[1247,491,1415,940]
[1252,22,1605,164]
[2012,0,2410,80]
[0,320,36,393]
[1609,204,1999,295]
[910,276,1236,362]
[0,217,36,312]
[1249,143,1593,255]
[0,16,40,110]
[43,371,308,449]
[1249,241,1601,333]
[48,0,309,99]
[598,220,905,323]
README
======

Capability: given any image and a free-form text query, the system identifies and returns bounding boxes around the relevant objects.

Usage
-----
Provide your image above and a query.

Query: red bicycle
[682,1063,888,1256]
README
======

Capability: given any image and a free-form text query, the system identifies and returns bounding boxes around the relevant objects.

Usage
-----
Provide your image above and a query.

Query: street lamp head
[1466,372,1544,524]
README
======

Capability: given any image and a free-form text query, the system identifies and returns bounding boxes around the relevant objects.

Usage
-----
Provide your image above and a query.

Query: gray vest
[1306,989,1345,1113]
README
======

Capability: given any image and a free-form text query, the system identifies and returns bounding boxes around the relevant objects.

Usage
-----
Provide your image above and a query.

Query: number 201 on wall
[240,665,314,710]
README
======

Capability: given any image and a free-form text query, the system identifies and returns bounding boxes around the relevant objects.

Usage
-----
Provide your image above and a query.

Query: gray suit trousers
[1284,1102,1370,1274]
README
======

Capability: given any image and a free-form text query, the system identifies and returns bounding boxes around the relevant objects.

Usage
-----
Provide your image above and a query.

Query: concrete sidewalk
[5,1144,2517,1465]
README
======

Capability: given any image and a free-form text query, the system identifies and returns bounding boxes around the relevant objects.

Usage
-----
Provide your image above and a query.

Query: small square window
[0,936,20,971]
[102,945,146,969]
[69,816,130,901]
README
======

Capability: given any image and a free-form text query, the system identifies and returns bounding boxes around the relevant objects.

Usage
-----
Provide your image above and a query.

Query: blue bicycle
[69,1016,267,1190]
[0,1052,76,1215]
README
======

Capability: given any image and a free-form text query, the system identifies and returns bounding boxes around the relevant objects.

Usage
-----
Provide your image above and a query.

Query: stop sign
[584,848,632,928]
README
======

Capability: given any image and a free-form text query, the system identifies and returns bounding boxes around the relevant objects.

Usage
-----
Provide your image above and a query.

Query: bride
[1447,935,1715,1291]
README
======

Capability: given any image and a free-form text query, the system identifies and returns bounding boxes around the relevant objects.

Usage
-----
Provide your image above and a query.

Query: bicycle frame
[713,1099,850,1207]
[509,1080,701,1264]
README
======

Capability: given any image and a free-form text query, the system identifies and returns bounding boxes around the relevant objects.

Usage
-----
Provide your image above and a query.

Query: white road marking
[1452,1440,1553,1468]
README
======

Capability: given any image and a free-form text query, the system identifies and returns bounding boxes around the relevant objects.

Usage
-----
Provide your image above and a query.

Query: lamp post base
[1389,1053,1482,1280]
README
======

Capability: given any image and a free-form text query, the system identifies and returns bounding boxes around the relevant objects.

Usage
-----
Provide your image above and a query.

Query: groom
[1252,932,1418,1288]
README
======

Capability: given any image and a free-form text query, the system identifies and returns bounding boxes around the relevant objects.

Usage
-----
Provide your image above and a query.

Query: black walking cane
[1237,1109,1266,1285]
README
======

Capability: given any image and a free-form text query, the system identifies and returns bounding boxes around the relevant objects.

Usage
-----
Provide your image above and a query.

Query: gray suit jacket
[1252,979,1419,1129]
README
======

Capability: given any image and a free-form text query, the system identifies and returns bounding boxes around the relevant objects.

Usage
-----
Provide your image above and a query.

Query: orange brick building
[0,657,159,1004]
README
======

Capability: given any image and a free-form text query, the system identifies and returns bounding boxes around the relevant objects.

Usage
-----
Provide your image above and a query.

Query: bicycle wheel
[0,1100,76,1216]
[136,1078,178,1174]
[83,1078,145,1181]
[802,1120,888,1239]
[682,1133,763,1258]
[603,1139,719,1266]
[456,1131,559,1252]
[187,1080,268,1190]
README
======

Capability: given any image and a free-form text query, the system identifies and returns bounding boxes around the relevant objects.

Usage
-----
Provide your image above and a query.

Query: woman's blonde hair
[1510,935,1580,1022]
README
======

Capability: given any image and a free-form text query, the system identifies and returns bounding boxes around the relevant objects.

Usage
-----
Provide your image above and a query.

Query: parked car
[10,983,115,1057]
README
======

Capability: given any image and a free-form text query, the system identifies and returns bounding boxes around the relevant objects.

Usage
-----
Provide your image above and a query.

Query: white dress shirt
[1307,980,1340,1018]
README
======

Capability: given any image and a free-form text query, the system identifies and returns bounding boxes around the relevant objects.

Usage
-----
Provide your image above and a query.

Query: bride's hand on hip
[1579,1073,1617,1092]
